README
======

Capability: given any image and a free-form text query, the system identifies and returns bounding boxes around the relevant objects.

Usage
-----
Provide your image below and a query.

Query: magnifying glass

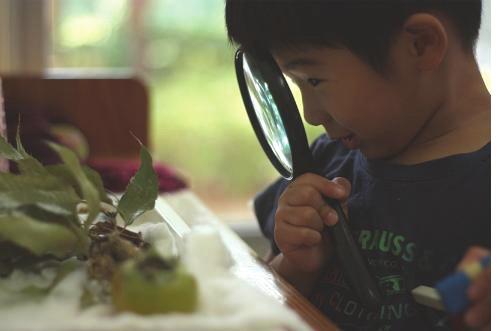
[234,48,382,310]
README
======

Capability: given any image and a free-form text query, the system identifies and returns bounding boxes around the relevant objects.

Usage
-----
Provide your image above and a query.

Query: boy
[225,1,490,330]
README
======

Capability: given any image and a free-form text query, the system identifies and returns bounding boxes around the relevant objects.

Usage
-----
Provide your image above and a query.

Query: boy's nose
[301,93,327,126]
[301,94,349,137]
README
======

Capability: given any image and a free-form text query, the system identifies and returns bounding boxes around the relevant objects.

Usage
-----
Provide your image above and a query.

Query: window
[44,0,492,221]
[48,0,283,221]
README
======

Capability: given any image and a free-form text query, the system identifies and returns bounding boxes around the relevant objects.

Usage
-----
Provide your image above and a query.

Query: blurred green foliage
[50,0,323,202]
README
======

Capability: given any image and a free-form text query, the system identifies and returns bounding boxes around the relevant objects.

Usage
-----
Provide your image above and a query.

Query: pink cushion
[88,158,188,193]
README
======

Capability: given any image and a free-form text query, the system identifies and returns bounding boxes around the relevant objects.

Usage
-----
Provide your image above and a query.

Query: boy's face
[273,46,435,160]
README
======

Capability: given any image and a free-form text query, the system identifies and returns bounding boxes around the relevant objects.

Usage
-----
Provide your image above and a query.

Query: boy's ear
[402,13,448,71]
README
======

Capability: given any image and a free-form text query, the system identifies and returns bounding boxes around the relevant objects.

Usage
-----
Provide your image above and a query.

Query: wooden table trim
[161,191,340,331]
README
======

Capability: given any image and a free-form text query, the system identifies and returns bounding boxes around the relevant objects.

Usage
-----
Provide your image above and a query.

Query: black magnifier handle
[323,195,382,311]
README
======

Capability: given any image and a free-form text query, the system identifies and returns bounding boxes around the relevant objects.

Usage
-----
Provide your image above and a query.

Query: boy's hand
[458,246,490,330]
[274,174,351,273]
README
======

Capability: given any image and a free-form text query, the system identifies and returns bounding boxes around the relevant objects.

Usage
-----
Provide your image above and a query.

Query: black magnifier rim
[235,48,313,180]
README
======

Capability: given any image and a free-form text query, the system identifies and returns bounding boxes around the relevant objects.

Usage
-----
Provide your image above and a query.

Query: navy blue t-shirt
[254,134,490,331]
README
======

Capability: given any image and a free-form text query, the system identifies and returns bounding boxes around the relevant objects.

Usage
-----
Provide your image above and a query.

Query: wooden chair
[2,75,149,160]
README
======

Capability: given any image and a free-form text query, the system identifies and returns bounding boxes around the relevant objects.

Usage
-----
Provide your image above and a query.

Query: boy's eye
[307,78,322,87]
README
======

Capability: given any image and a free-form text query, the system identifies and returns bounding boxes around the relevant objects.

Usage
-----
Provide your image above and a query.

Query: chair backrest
[2,75,149,160]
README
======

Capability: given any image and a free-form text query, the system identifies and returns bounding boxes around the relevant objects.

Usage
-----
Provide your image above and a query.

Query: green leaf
[0,172,79,223]
[45,164,111,203]
[1,205,89,256]
[83,166,113,204]
[0,134,23,160]
[0,133,48,175]
[14,131,49,176]
[117,145,158,225]
[0,212,82,259]
[47,143,100,229]
[0,172,68,191]
[43,165,78,191]
[15,123,27,155]
[0,189,79,216]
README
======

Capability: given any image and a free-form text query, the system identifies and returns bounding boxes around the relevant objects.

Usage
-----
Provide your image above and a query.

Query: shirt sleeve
[253,177,289,255]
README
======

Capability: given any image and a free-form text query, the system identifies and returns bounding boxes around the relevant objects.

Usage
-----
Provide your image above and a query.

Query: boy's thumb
[330,177,351,200]
[330,177,351,218]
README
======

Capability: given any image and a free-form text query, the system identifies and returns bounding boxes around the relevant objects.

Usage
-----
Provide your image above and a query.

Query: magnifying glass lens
[242,55,293,173]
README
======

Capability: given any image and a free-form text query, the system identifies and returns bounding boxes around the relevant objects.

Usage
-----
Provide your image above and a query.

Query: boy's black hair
[225,0,482,70]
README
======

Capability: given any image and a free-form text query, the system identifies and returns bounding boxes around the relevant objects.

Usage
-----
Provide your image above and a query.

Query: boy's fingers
[330,177,351,218]
[461,247,491,329]
[468,267,491,300]
[330,177,352,202]
[319,205,339,226]
[464,295,491,328]
[282,174,351,222]
[277,205,324,232]
[286,173,350,203]
[282,245,327,273]
[275,222,322,247]
[276,203,339,229]
[283,184,326,211]
[457,246,490,270]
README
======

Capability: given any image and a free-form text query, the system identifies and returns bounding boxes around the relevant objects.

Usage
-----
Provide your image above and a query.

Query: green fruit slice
[111,258,197,315]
